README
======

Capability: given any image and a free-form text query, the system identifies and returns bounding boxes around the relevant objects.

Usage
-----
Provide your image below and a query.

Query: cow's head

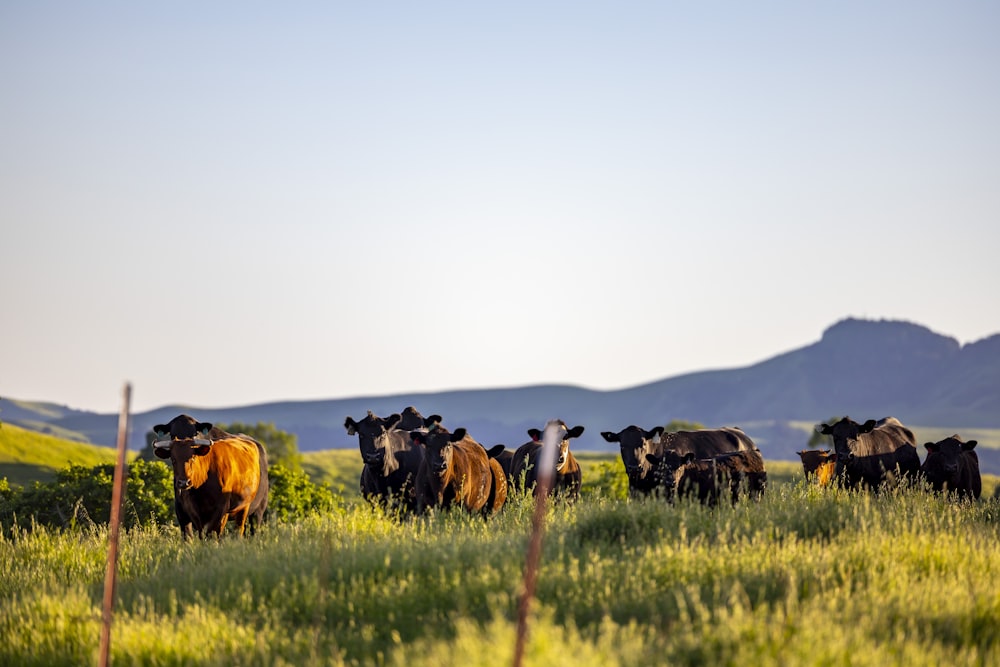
[411,427,467,476]
[645,450,695,499]
[397,406,428,431]
[344,411,402,466]
[601,425,665,482]
[152,414,214,492]
[923,435,977,489]
[531,421,585,473]
[816,417,876,477]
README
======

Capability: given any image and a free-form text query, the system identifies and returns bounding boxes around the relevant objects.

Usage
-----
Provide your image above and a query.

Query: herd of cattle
[149,409,983,538]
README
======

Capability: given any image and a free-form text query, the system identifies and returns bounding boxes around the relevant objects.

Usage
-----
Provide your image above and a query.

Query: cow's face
[345,411,402,466]
[923,436,977,488]
[152,415,213,492]
[412,428,467,476]
[645,450,695,499]
[533,423,585,473]
[817,418,876,476]
[601,426,664,481]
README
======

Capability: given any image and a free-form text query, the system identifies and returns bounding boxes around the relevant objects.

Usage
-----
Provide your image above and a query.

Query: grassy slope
[0,423,133,487]
[3,483,1000,666]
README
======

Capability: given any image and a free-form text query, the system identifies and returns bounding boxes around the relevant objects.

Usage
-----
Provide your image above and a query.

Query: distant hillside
[4,317,999,472]
[0,422,127,487]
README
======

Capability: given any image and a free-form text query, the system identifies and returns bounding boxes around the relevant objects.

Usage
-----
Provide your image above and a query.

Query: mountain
[4,318,999,470]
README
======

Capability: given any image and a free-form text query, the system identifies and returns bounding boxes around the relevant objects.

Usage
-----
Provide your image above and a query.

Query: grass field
[3,478,999,666]
[4,426,1000,665]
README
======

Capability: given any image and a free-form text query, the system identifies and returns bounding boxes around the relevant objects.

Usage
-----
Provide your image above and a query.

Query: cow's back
[186,437,262,495]
[856,418,917,457]
[660,428,752,459]
[456,438,493,510]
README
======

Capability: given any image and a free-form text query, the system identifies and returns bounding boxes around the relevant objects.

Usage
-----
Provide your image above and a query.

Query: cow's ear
[924,442,939,452]
[386,414,402,430]
[193,444,211,456]
[344,417,358,435]
[196,422,212,436]
[645,453,660,465]
[963,440,978,451]
[450,428,467,442]
[601,431,620,443]
[154,447,171,459]
[153,424,168,437]
[566,425,585,439]
[410,431,427,445]
[425,415,443,426]
[527,428,542,442]
[817,423,832,435]
[648,426,665,438]
[485,444,506,458]
[860,420,877,433]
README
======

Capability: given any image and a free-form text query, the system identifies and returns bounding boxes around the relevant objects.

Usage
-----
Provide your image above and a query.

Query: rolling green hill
[0,422,133,487]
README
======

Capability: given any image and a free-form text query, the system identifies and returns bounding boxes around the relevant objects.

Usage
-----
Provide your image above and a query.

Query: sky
[2,1,998,415]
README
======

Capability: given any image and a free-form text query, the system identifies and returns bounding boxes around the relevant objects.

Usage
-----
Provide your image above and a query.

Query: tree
[218,421,303,473]
[807,416,843,449]
[663,419,706,432]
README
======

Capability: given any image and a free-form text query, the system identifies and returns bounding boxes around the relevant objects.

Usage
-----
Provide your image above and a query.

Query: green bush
[581,460,628,500]
[0,457,344,535]
[0,459,174,532]
[267,463,343,522]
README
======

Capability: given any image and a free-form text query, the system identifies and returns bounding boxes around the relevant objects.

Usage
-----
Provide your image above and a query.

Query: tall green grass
[2,479,999,666]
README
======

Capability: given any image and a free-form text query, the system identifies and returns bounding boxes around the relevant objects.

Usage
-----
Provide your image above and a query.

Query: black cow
[153,414,269,539]
[797,449,836,481]
[921,435,981,500]
[601,425,755,498]
[345,409,439,513]
[816,416,920,490]
[646,448,767,505]
[509,422,585,501]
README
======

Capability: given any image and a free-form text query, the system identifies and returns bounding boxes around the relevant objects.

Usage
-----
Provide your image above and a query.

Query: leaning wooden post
[99,383,132,667]
[513,419,561,667]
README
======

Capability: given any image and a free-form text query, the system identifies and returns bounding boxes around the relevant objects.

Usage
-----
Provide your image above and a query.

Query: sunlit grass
[1,480,999,665]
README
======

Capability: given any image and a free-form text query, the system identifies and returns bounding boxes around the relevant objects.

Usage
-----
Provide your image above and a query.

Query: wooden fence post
[99,383,131,667]
[513,419,562,667]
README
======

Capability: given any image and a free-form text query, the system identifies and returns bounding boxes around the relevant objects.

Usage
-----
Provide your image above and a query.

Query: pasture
[3,471,1000,666]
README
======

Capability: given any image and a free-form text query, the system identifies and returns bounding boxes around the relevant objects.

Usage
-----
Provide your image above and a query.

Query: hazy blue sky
[2,2,998,414]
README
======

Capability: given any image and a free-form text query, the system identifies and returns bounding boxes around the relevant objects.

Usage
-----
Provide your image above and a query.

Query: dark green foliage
[0,458,344,534]
[807,415,843,449]
[266,463,343,522]
[0,459,174,532]
[664,419,706,432]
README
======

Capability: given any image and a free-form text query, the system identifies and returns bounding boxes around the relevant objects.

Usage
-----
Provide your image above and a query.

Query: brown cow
[921,435,981,500]
[153,414,269,539]
[797,449,836,481]
[411,423,506,517]
[510,421,585,501]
